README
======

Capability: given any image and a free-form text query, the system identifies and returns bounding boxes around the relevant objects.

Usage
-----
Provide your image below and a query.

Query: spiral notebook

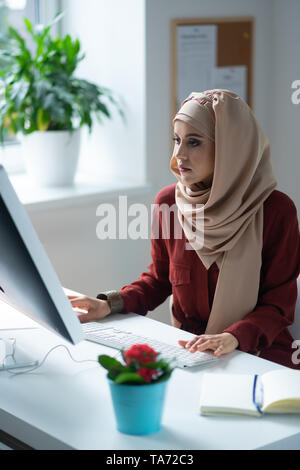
[199,369,300,417]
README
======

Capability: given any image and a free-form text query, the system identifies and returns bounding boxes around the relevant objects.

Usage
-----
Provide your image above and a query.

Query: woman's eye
[172,138,200,147]
[189,140,200,147]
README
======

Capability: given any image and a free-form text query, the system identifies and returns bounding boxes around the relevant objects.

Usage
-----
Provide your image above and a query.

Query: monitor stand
[0,332,40,371]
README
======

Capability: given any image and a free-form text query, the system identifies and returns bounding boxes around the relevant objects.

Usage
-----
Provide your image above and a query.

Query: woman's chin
[179,173,195,183]
[181,176,203,188]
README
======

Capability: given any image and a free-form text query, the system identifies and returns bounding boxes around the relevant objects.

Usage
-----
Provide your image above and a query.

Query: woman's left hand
[178,332,239,357]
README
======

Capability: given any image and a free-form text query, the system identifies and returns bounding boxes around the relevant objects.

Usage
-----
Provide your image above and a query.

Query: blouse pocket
[169,263,190,287]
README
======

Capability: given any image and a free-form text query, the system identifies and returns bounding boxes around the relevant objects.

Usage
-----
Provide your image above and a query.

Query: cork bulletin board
[171,16,254,139]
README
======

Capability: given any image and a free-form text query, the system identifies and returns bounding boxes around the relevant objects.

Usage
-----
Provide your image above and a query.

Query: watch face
[97,294,108,300]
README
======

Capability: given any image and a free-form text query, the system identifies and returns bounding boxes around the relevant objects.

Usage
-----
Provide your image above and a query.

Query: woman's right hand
[68,295,111,323]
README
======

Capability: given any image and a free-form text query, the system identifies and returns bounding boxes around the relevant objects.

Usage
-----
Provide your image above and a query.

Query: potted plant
[98,344,175,435]
[0,12,125,187]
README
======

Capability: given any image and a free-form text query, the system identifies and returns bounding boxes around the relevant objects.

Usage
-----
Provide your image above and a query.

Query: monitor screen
[0,165,83,345]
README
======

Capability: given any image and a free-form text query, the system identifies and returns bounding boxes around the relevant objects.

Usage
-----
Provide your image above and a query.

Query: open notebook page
[261,369,300,412]
[199,373,260,417]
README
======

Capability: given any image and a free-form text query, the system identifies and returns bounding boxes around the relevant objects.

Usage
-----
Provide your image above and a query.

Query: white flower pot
[20,129,81,187]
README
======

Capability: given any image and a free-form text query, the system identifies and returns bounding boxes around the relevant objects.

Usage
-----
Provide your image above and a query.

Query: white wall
[27,0,300,327]
[267,0,300,213]
[29,191,155,294]
[61,0,146,184]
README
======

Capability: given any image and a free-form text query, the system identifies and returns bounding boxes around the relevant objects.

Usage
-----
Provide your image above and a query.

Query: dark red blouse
[119,184,300,369]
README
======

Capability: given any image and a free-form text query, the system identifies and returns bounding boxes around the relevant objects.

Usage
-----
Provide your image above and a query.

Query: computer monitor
[0,165,84,356]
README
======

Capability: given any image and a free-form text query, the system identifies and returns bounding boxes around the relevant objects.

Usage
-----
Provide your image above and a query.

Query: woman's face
[172,120,215,191]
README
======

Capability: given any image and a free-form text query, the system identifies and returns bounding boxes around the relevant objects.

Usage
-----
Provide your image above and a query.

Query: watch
[96,290,124,314]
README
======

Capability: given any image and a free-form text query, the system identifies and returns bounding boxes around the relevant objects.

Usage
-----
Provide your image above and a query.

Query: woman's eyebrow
[173,132,204,138]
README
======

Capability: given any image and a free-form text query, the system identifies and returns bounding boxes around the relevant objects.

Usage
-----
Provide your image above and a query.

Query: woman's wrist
[96,290,124,314]
[102,300,111,316]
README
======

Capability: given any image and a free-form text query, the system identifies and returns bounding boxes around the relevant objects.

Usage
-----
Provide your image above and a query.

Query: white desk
[0,301,299,450]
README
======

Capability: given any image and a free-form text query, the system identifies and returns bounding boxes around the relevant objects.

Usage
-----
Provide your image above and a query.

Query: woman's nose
[174,144,188,160]
[175,152,188,161]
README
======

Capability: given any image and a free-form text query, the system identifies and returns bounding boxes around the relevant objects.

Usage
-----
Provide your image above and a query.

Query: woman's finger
[77,311,96,323]
[185,339,198,349]
[179,335,226,353]
[187,340,214,353]
[195,339,220,352]
[69,297,91,309]
[187,338,208,351]
[214,345,224,356]
[178,338,205,349]
[193,336,213,346]
[185,335,207,349]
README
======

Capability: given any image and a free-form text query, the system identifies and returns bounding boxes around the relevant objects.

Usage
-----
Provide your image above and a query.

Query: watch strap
[96,290,124,314]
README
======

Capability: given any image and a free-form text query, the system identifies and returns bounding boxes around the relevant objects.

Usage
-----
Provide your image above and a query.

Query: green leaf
[8,26,26,49]
[155,372,172,384]
[37,108,50,131]
[139,360,168,370]
[108,368,120,381]
[0,52,14,65]
[50,11,65,28]
[98,355,123,371]
[36,38,44,57]
[33,80,51,100]
[53,86,74,105]
[74,39,80,55]
[42,92,56,109]
[24,17,33,35]
[114,372,144,385]
[95,101,110,118]
[9,79,30,108]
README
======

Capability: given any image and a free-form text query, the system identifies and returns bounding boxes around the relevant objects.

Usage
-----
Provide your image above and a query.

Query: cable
[3,343,99,376]
[1,337,123,376]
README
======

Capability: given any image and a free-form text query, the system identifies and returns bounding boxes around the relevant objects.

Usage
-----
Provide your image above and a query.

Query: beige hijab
[170,89,277,334]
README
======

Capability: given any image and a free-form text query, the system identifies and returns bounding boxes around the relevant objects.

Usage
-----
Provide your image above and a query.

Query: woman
[69,89,300,369]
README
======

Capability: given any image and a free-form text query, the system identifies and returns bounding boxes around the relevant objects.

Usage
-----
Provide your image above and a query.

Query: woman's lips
[179,166,191,173]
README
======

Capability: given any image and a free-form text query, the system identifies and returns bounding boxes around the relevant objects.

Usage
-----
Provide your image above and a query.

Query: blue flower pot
[107,377,169,435]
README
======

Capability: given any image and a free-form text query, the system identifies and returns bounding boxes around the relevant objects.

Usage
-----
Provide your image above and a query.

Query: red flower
[124,344,158,366]
[137,366,158,383]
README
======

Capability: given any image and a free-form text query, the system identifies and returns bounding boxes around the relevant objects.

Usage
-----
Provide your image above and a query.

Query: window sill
[9,172,152,212]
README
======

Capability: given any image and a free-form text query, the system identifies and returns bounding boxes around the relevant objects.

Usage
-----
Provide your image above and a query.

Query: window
[0,0,60,174]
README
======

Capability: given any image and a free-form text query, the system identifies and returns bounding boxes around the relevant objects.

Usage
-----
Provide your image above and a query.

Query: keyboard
[82,322,218,369]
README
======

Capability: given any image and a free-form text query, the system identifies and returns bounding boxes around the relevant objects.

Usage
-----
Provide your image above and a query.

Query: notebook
[199,369,300,417]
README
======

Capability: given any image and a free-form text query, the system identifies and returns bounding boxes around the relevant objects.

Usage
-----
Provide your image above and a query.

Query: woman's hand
[178,332,239,357]
[68,295,111,323]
